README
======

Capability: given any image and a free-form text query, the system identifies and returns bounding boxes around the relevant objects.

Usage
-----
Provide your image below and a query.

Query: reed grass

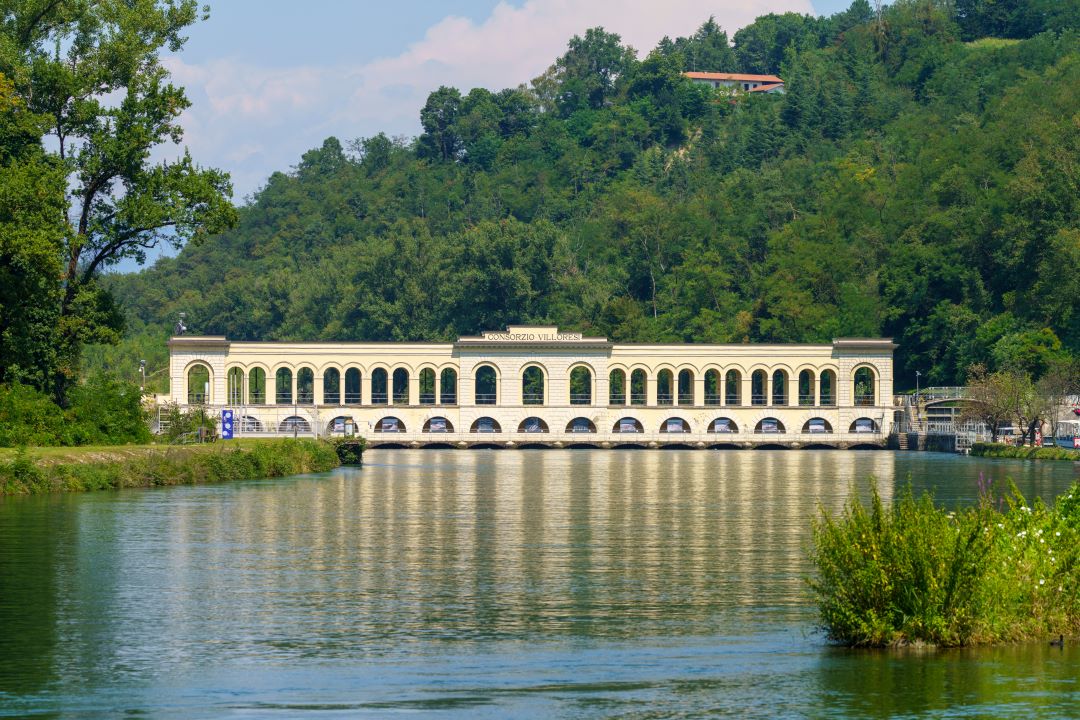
[808,480,1080,647]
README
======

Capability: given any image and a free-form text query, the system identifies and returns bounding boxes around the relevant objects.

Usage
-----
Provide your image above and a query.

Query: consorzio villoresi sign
[480,331,584,342]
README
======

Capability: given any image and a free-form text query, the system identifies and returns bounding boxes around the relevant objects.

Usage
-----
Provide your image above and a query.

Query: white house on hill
[684,71,785,94]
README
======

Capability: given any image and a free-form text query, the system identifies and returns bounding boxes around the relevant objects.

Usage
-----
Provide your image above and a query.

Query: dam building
[167,326,896,448]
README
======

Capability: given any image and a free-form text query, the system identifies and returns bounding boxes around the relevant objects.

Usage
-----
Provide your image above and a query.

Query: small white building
[684,71,785,94]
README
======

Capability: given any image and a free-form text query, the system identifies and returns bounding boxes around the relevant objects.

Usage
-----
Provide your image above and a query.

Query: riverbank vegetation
[809,481,1080,647]
[0,439,339,495]
[0,380,151,448]
[970,443,1080,461]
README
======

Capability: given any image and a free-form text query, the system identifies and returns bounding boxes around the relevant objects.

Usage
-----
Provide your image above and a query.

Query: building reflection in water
[126,449,903,650]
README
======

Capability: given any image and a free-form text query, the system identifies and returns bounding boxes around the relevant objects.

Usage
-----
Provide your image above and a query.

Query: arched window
[440,368,458,405]
[227,367,244,405]
[613,417,644,433]
[609,369,626,405]
[423,416,454,432]
[803,418,833,433]
[518,417,549,433]
[275,368,292,405]
[854,367,876,407]
[755,417,785,434]
[708,417,738,433]
[751,370,767,406]
[392,368,409,405]
[326,415,357,434]
[704,370,720,405]
[475,365,497,405]
[375,416,405,432]
[570,366,592,405]
[630,369,647,406]
[279,415,310,433]
[660,417,690,433]
[725,370,741,406]
[470,416,501,433]
[798,370,815,406]
[522,366,544,405]
[344,368,361,404]
[371,368,388,404]
[566,417,596,433]
[771,370,787,406]
[850,417,879,434]
[820,370,836,406]
[324,368,341,405]
[657,369,674,406]
[297,367,314,404]
[248,368,266,405]
[187,364,210,404]
[677,369,694,405]
[419,368,436,405]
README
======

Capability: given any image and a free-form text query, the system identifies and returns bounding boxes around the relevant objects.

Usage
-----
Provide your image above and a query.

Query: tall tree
[0,0,236,402]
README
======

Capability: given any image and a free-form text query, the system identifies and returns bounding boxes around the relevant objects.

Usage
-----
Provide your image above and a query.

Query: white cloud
[160,0,813,198]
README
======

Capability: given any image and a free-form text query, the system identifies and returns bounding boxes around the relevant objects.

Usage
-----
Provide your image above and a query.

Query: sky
[130,0,853,269]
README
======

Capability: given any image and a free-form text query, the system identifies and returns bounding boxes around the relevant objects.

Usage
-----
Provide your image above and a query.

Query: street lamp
[915,370,921,405]
[139,359,146,393]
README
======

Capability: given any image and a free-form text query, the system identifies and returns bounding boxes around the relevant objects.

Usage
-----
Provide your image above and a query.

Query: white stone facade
[167,326,896,448]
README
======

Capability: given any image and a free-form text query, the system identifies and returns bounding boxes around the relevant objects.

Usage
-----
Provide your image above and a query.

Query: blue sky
[129,0,856,269]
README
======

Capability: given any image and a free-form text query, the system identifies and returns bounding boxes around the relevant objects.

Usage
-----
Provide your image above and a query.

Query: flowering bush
[809,480,1080,646]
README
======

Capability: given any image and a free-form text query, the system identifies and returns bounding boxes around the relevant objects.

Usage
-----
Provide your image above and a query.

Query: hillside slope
[101,1,1080,389]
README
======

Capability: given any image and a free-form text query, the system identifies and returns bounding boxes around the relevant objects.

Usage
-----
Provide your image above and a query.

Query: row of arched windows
[197,364,877,408]
[362,415,880,435]
[237,414,880,435]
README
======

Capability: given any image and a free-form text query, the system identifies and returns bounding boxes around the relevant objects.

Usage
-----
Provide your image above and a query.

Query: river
[1,450,1078,718]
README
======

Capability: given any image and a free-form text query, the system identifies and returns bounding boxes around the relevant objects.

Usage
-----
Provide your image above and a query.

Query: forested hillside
[101,0,1080,390]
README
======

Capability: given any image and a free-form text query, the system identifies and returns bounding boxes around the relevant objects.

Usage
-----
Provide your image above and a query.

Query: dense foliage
[810,481,1080,646]
[0,379,151,447]
[83,0,1080,389]
[0,0,235,404]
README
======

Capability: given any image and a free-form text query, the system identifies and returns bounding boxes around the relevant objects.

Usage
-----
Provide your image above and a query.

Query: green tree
[0,0,236,403]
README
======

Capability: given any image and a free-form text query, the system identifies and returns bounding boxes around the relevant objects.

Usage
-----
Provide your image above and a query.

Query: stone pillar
[789,373,799,407]
[314,374,324,405]
[409,374,420,406]
[693,376,705,407]
[741,374,752,407]
[647,374,657,406]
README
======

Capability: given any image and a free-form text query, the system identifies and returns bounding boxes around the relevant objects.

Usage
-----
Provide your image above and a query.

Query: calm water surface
[1,450,1078,718]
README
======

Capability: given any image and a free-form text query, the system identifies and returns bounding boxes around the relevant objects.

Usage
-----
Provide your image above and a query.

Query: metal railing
[704,394,720,406]
[656,393,673,406]
[569,393,592,405]
[854,395,875,407]
[523,393,544,405]
[475,393,497,405]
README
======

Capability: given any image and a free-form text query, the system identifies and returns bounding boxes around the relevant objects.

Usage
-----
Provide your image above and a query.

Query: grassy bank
[809,481,1080,647]
[0,439,340,495]
[971,443,1080,461]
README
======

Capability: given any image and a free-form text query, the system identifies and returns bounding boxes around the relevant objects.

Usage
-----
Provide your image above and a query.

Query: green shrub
[0,377,151,447]
[809,481,1080,647]
[0,384,69,446]
[971,443,1080,461]
[330,437,365,465]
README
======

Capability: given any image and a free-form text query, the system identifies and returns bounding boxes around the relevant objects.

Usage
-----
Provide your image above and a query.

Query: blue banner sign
[221,409,234,440]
